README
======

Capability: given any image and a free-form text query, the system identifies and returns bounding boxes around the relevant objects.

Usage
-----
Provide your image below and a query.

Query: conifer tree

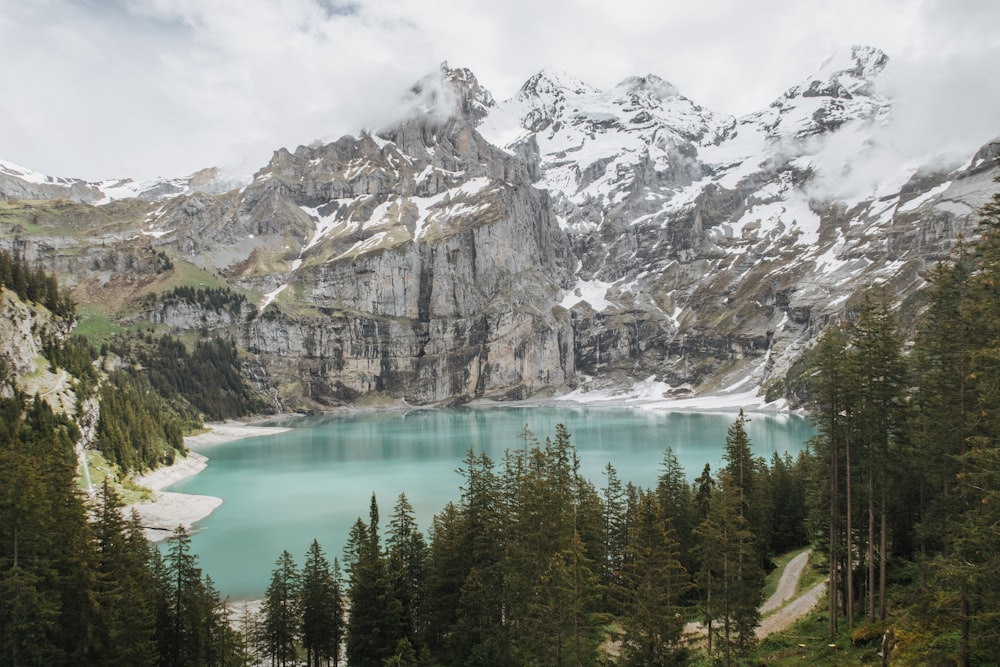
[449,451,507,665]
[386,493,427,651]
[850,290,905,623]
[420,502,467,661]
[300,540,341,667]
[620,491,691,667]
[163,526,209,666]
[601,463,628,612]
[656,448,695,571]
[808,325,854,631]
[261,550,300,667]
[694,469,763,665]
[721,409,772,569]
[522,532,604,667]
[905,182,1000,665]
[346,494,404,667]
[92,480,157,667]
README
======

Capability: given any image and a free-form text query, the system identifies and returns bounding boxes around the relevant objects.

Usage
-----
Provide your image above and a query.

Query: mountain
[1,47,996,409]
[0,159,237,204]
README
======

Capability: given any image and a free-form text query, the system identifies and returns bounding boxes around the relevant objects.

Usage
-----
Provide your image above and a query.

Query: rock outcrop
[1,50,997,408]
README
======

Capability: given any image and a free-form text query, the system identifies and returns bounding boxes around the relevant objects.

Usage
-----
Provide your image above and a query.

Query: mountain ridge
[1,46,996,409]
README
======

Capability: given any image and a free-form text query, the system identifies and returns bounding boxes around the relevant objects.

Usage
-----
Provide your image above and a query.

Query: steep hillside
[1,48,996,409]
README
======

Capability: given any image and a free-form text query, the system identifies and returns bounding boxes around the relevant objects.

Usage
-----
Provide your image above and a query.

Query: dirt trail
[757,548,828,637]
[756,579,827,638]
[683,548,827,641]
[762,550,810,613]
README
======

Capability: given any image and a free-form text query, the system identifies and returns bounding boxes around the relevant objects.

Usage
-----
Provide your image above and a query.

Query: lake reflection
[167,406,814,599]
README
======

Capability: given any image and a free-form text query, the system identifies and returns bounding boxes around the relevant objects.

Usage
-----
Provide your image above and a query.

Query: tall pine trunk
[829,431,839,636]
[868,471,876,625]
[846,430,854,629]
[879,474,887,621]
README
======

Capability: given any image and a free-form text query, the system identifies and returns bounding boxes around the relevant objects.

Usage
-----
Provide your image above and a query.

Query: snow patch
[259,284,287,311]
[898,181,952,213]
[560,279,615,311]
[557,376,784,413]
[935,200,973,216]
[0,159,72,185]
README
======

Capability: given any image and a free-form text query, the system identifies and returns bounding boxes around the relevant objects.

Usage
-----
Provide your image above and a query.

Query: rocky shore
[127,421,292,542]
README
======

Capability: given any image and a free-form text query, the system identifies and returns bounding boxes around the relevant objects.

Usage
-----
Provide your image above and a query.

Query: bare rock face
[139,68,576,407]
[0,287,71,392]
[477,46,997,399]
[226,113,575,406]
[2,49,998,409]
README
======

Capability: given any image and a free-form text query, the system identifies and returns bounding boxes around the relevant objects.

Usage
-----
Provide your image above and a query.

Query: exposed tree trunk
[879,477,887,621]
[960,583,970,667]
[868,471,876,625]
[829,429,839,637]
[706,576,713,658]
[846,430,854,629]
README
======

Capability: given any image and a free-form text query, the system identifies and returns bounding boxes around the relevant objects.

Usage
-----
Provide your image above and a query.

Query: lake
[167,406,815,599]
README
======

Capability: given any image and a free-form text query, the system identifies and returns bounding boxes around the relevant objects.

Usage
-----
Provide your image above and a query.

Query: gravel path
[757,579,827,637]
[683,548,827,641]
[756,548,828,637]
[762,550,810,614]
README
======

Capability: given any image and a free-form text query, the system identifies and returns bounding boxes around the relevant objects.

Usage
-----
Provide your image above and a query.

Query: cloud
[0,0,997,183]
[0,0,440,180]
[804,37,1000,203]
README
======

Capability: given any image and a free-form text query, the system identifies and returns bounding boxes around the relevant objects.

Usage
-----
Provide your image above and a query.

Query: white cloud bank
[0,0,997,182]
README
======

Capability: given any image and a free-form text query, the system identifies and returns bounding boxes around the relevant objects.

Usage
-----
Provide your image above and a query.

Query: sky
[1,0,998,182]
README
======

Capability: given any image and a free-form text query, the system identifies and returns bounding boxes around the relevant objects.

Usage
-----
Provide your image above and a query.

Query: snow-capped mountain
[1,48,996,408]
[0,159,238,205]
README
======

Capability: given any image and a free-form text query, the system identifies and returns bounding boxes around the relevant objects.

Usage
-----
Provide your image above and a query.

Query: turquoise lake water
[166,406,815,599]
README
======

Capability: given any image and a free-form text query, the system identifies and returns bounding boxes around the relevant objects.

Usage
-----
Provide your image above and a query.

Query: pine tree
[601,463,628,612]
[808,325,854,631]
[656,448,695,571]
[163,526,208,666]
[261,550,300,667]
[92,481,157,667]
[300,540,342,667]
[522,533,604,667]
[420,502,467,661]
[0,393,97,665]
[694,470,764,666]
[346,494,404,667]
[721,409,772,571]
[386,493,427,652]
[620,491,691,667]
[447,451,507,665]
[850,290,905,623]
[904,181,1000,665]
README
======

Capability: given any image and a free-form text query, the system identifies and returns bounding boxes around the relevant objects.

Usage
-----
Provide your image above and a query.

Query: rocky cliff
[1,51,996,409]
[0,286,71,388]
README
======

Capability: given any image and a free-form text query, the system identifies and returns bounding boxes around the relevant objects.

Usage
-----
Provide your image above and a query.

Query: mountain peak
[519,69,600,99]
[404,62,495,124]
[613,74,681,101]
[783,45,888,101]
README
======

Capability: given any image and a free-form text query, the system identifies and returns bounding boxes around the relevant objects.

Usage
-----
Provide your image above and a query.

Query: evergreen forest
[4,183,1000,665]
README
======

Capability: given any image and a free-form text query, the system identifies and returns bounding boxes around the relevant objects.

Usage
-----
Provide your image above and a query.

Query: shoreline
[126,420,293,543]
[125,390,798,544]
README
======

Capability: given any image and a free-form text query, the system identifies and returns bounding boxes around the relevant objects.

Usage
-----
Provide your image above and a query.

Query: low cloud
[1,0,997,183]
[804,46,1000,203]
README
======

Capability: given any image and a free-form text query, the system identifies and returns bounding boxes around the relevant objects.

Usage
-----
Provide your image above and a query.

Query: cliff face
[1,54,997,408]
[128,69,577,408]
[225,111,575,406]
[0,286,70,384]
